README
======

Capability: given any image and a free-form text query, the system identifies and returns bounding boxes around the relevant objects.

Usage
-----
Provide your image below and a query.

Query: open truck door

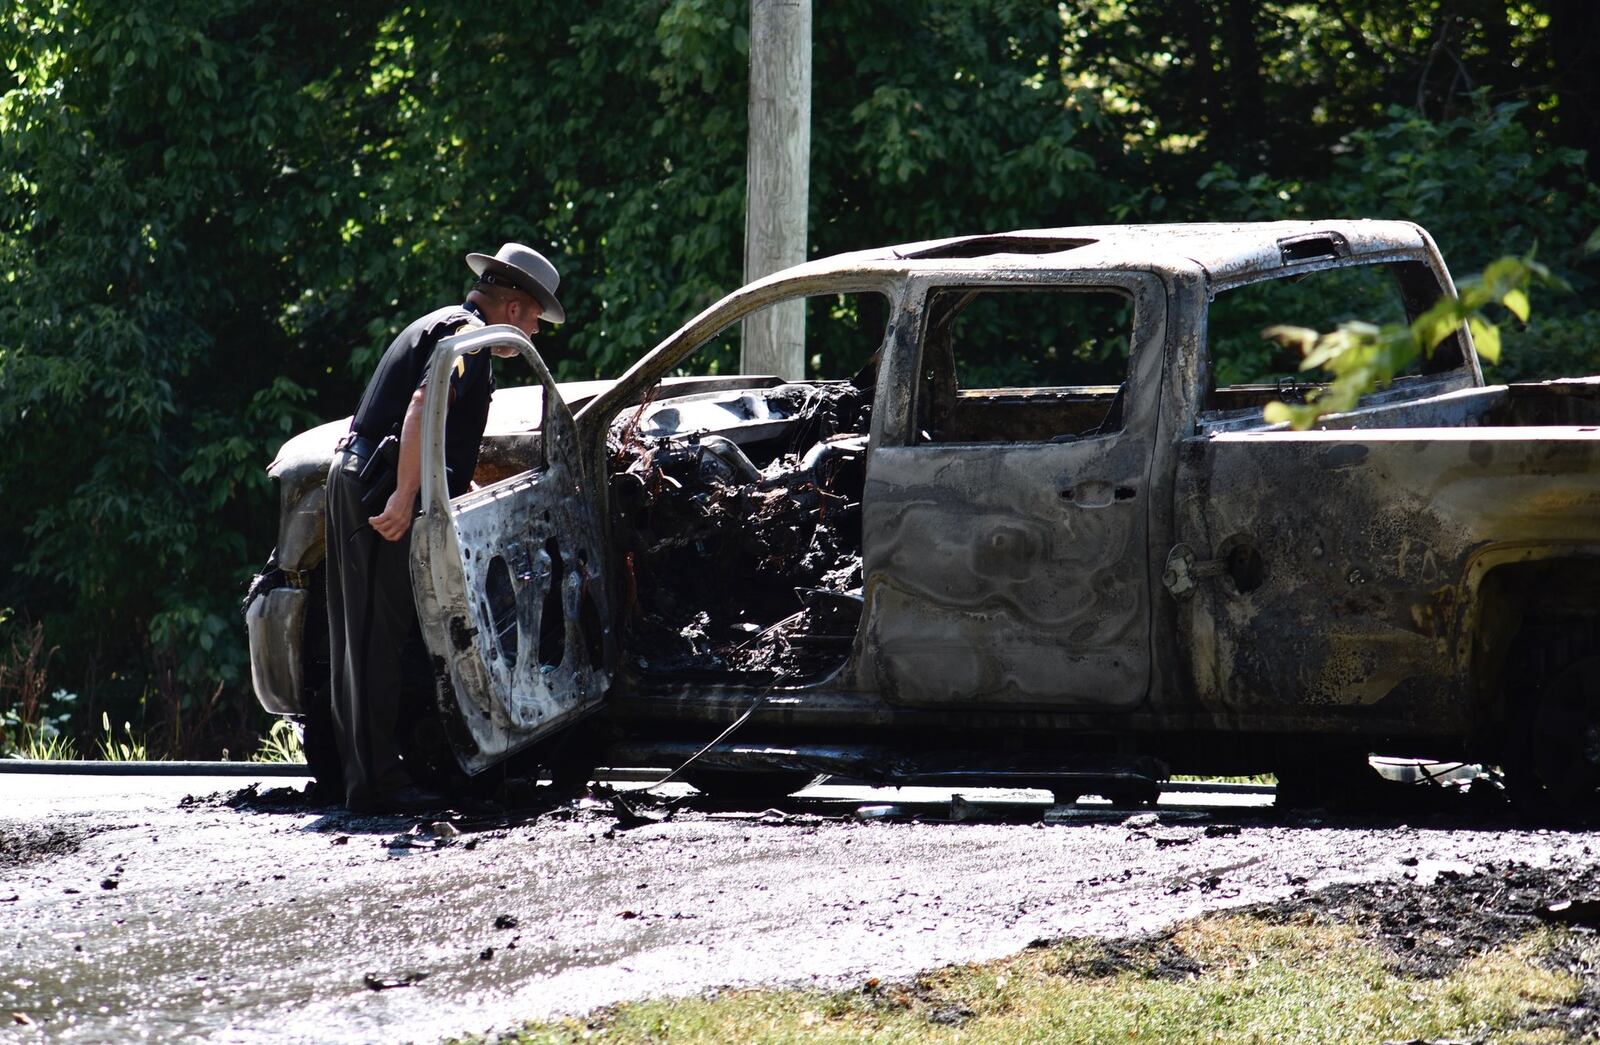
[410,324,613,775]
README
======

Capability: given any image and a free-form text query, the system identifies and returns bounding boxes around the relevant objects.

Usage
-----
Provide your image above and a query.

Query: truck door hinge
[1162,543,1227,600]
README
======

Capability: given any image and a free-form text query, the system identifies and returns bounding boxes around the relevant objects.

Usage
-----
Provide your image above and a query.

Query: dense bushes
[1,1,1595,754]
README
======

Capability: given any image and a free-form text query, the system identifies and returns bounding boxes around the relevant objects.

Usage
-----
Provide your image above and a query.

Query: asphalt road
[2,771,1594,1043]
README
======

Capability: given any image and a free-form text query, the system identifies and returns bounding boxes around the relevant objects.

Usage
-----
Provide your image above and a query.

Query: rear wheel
[1499,612,1600,817]
[1525,654,1600,812]
[298,567,343,798]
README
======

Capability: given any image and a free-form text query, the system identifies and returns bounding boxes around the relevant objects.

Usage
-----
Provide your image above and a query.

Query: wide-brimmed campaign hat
[466,242,565,324]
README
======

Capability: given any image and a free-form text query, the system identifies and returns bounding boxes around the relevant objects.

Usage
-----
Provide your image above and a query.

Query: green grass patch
[8,722,78,760]
[95,711,148,761]
[251,718,306,764]
[482,911,1577,1044]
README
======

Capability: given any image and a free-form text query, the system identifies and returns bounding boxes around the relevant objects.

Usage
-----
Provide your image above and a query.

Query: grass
[10,722,78,760]
[95,711,148,761]
[251,718,306,764]
[4,711,307,764]
[482,911,1579,1044]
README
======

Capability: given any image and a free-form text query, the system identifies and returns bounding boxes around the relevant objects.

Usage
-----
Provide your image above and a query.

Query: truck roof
[864,219,1432,286]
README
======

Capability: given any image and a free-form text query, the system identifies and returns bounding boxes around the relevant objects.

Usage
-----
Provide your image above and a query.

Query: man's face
[511,298,542,338]
[489,296,543,355]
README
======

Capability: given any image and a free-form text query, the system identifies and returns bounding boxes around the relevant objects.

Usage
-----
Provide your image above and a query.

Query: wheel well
[1475,558,1600,754]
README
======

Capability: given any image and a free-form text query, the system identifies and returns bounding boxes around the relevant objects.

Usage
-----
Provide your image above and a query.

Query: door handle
[1060,480,1136,508]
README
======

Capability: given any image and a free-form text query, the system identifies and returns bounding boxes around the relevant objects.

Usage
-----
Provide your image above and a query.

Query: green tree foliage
[0,2,352,749]
[0,0,1596,753]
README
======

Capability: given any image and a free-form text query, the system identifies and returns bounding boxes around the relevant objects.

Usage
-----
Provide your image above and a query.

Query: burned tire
[1272,747,1386,811]
[1525,654,1600,812]
[298,566,344,798]
[1499,610,1600,817]
[684,768,819,802]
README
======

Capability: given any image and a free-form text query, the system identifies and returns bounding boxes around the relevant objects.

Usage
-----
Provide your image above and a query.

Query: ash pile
[608,381,870,683]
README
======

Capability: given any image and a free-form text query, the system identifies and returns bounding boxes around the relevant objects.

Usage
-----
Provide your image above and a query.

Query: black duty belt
[335,432,379,460]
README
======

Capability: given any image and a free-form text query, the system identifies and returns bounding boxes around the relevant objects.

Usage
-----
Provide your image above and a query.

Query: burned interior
[600,292,889,684]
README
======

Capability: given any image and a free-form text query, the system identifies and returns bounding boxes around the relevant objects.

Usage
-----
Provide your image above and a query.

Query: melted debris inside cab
[607,381,872,683]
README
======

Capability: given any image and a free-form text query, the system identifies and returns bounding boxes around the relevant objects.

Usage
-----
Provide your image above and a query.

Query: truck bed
[1200,375,1600,436]
[1177,410,1600,736]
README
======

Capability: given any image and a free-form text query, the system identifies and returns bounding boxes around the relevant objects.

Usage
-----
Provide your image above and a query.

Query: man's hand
[368,488,415,542]
[368,385,428,541]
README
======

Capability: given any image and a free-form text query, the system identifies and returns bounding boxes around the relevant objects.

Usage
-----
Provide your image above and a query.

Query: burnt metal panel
[1174,426,1600,736]
[411,325,614,774]
[862,444,1149,708]
[858,270,1168,711]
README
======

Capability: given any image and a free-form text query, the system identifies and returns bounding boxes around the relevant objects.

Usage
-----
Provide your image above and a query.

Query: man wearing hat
[325,243,565,813]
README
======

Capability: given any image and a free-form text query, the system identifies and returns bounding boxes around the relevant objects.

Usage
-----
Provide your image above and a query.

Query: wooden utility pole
[741,0,811,379]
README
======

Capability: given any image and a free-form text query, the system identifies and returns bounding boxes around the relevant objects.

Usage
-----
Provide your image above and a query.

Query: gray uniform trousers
[325,448,415,808]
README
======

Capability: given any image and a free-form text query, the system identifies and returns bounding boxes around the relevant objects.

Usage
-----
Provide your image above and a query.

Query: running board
[603,741,1168,799]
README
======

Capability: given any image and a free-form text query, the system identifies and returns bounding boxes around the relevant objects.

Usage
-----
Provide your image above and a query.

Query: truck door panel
[410,324,613,774]
[862,272,1166,710]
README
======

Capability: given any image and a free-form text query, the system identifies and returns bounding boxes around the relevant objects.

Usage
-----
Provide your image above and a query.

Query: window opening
[915,287,1135,444]
[669,291,891,381]
[1204,259,1466,418]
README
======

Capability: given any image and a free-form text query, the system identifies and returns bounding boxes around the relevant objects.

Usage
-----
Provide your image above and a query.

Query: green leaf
[1502,287,1530,323]
[1260,324,1318,355]
[1301,335,1352,372]
[1481,256,1526,294]
[1262,401,1293,425]
[1468,317,1501,365]
[1412,303,1464,352]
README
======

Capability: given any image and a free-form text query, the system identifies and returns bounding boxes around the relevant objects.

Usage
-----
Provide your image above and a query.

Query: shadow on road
[197,773,1600,840]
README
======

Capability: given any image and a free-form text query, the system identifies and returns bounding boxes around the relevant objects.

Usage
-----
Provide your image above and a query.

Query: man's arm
[368,386,429,542]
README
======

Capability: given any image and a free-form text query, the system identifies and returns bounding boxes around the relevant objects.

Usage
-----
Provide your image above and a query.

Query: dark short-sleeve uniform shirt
[350,304,494,497]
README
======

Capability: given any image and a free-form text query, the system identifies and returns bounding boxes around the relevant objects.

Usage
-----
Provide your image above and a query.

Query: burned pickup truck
[245,220,1600,806]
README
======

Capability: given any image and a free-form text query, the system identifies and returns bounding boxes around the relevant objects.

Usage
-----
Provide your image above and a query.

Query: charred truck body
[244,221,1600,806]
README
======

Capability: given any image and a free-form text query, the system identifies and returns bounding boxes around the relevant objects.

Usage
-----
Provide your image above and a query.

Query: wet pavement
[3,771,1597,1042]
